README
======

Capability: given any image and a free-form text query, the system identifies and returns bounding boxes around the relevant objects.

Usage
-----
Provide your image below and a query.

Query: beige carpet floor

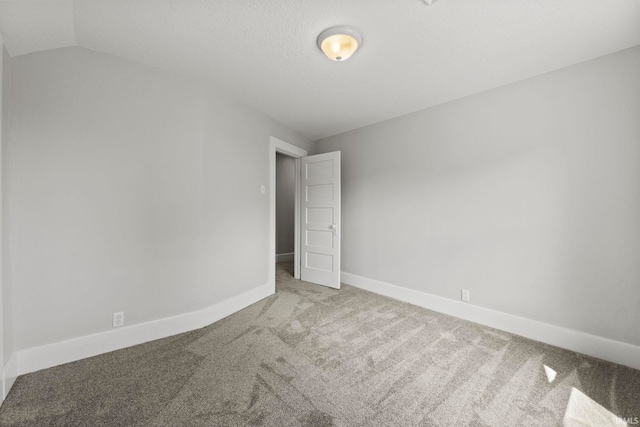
[0,262,638,426]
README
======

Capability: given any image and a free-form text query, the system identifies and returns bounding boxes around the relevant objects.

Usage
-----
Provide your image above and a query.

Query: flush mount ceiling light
[317,26,362,62]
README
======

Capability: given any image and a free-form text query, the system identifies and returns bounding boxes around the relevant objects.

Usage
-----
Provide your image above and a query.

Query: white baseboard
[13,283,274,378]
[2,353,18,401]
[341,271,640,371]
[276,252,294,263]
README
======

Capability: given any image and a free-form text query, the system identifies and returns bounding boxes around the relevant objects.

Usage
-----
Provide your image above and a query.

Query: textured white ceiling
[1,0,639,140]
[0,1,76,55]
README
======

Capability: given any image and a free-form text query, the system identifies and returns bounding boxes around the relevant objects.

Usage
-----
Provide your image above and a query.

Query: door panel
[300,151,341,289]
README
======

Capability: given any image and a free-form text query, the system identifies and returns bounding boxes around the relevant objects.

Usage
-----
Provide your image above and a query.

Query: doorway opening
[275,152,296,274]
[269,136,342,290]
[268,136,307,291]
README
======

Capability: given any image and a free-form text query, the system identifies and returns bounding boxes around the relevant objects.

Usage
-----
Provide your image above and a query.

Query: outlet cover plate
[113,311,124,328]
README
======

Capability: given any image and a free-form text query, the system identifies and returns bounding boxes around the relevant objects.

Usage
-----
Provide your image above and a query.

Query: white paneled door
[300,151,341,289]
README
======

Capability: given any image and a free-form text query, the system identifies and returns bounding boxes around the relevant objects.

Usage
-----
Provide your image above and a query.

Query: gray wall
[6,47,312,351]
[316,46,640,346]
[0,40,4,367]
[2,44,13,364]
[276,153,295,255]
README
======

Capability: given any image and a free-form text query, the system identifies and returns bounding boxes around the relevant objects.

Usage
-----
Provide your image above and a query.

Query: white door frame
[269,136,307,291]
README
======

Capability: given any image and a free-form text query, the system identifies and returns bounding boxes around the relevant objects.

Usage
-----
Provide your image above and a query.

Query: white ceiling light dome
[317,26,362,62]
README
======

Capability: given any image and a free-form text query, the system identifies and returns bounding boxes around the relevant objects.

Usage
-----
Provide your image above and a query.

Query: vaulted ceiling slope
[1,1,639,140]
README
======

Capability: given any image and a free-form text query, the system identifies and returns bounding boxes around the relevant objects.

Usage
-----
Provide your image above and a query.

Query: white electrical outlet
[113,311,124,328]
[461,289,471,302]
